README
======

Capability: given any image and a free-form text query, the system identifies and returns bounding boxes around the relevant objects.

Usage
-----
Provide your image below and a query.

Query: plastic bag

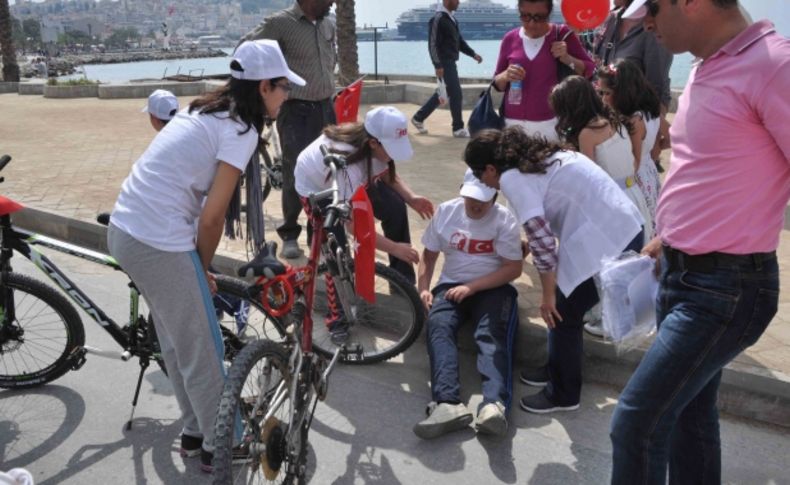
[436,78,448,106]
[595,250,658,354]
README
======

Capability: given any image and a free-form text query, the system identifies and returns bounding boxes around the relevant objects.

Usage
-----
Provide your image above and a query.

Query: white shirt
[499,151,643,296]
[422,198,522,286]
[295,134,390,200]
[111,109,257,252]
[519,28,546,61]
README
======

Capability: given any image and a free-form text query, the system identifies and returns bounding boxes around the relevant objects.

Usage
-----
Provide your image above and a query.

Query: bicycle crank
[259,416,288,480]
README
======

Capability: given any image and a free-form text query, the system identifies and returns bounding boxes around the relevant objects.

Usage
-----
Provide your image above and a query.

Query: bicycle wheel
[312,262,424,364]
[215,275,287,343]
[213,339,308,485]
[0,273,85,389]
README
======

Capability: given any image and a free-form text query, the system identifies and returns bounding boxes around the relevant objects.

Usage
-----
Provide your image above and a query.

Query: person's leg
[442,61,464,132]
[426,285,465,404]
[413,92,441,124]
[610,254,778,484]
[367,180,415,284]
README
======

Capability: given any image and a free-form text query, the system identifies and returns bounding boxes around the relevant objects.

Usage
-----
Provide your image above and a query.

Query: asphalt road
[1,247,788,485]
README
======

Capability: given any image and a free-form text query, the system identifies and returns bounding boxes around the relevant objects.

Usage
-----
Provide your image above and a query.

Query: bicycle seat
[238,241,287,278]
[97,213,111,226]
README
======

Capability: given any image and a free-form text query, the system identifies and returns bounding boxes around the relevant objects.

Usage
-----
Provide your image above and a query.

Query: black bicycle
[0,154,282,427]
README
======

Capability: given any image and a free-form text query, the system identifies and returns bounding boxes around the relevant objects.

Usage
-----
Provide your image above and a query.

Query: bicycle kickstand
[126,358,150,430]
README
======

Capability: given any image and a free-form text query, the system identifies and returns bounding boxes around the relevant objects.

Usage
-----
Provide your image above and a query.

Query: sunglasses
[519,12,549,23]
[274,82,292,93]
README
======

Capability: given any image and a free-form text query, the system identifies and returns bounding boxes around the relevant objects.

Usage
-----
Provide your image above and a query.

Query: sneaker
[413,402,473,439]
[519,390,579,414]
[180,434,202,458]
[411,117,428,135]
[281,239,301,259]
[199,445,249,473]
[519,366,549,387]
[584,320,606,338]
[452,128,470,138]
[328,319,349,345]
[476,402,507,437]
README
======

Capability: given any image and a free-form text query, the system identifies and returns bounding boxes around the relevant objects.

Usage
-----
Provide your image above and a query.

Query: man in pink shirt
[609,1,790,483]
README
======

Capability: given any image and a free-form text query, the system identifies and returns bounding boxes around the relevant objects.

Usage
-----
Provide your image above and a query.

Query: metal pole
[374,27,379,80]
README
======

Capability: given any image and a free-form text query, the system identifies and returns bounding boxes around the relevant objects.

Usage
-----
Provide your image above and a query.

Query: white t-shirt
[499,150,643,297]
[111,109,257,252]
[295,134,390,200]
[422,197,522,286]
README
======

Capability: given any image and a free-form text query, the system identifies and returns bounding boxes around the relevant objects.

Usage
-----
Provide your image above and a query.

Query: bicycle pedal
[68,347,88,371]
[339,344,364,362]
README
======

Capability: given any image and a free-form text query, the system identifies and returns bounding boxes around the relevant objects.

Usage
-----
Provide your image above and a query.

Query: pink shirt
[656,21,790,255]
[494,25,594,122]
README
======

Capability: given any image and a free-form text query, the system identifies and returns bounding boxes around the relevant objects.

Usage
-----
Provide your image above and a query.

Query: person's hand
[206,271,218,295]
[550,41,570,63]
[445,285,474,303]
[521,239,531,259]
[540,299,563,329]
[435,67,445,79]
[392,243,420,265]
[408,195,434,220]
[501,64,525,83]
[641,236,663,276]
[420,289,433,311]
[473,54,483,64]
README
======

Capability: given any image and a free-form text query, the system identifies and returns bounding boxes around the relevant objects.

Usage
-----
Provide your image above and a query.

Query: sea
[62,0,788,89]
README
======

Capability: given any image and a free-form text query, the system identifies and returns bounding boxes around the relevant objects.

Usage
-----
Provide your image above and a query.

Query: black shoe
[200,445,249,473]
[328,319,350,345]
[519,366,549,387]
[180,434,202,458]
[200,448,214,474]
[519,390,579,414]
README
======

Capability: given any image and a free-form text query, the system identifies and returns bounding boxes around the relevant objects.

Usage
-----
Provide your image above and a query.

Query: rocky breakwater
[34,49,229,77]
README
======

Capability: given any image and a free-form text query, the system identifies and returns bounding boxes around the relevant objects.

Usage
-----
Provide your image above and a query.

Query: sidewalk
[1,92,788,427]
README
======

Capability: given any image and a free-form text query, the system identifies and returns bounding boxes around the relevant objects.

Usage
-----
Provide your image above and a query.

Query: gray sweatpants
[108,224,225,452]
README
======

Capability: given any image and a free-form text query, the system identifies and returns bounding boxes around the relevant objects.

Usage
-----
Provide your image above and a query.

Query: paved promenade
[1,93,788,416]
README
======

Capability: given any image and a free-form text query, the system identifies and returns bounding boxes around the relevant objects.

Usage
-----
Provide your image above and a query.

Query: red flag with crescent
[351,185,376,303]
[334,78,364,125]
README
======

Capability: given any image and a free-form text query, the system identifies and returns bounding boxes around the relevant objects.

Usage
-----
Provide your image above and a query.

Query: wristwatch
[566,59,576,71]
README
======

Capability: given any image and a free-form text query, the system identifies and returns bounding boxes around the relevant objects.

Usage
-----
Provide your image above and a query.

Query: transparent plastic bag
[595,250,658,354]
[436,78,448,106]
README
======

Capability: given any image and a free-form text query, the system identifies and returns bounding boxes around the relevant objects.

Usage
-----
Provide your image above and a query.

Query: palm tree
[0,0,20,82]
[334,0,359,86]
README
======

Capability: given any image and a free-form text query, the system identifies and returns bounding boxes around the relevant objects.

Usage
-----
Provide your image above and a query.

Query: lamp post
[369,25,387,80]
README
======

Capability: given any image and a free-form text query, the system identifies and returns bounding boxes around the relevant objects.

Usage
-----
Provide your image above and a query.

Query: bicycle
[212,146,424,483]
[0,154,281,428]
[259,119,284,203]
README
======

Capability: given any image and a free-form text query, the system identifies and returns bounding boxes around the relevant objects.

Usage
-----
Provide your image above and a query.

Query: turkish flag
[334,78,364,125]
[468,239,495,254]
[351,185,376,303]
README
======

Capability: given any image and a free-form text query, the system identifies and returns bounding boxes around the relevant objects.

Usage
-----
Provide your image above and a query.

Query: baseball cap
[231,39,306,86]
[363,106,414,162]
[141,89,179,121]
[622,0,648,19]
[459,168,496,202]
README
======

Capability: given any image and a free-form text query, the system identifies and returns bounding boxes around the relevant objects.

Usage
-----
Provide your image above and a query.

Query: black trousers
[413,60,464,132]
[367,180,415,284]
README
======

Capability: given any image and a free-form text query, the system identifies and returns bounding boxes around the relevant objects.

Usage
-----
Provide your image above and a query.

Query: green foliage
[22,17,40,41]
[47,78,99,86]
[104,27,141,48]
[59,29,92,46]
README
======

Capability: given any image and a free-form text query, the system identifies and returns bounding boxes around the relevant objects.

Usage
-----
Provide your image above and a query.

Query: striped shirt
[524,217,558,273]
[243,2,336,101]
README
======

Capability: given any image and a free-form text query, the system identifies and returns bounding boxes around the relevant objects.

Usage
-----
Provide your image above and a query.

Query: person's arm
[197,162,243,289]
[538,271,562,328]
[756,61,790,163]
[417,248,439,310]
[551,26,596,78]
[643,34,674,109]
[385,173,434,219]
[239,13,278,44]
[493,33,516,92]
[523,216,562,328]
[428,14,443,76]
[376,232,419,266]
[459,34,481,63]
[629,114,646,173]
[444,258,522,303]
[578,128,596,160]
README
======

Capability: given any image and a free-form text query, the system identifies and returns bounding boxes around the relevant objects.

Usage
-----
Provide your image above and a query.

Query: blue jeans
[427,283,519,409]
[610,251,779,484]
[413,60,464,131]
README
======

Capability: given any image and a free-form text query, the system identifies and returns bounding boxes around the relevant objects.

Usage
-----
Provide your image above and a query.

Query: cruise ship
[396,0,565,41]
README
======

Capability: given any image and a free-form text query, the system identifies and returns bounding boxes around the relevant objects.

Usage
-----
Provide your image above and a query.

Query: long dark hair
[188,68,283,136]
[322,122,397,184]
[597,60,661,120]
[549,75,631,149]
[464,126,566,175]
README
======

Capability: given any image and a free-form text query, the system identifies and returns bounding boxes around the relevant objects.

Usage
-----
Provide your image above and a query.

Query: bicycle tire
[213,339,307,485]
[214,275,288,343]
[312,262,424,364]
[0,273,85,389]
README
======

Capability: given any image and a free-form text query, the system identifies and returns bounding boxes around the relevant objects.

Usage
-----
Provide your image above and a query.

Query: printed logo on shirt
[449,231,494,254]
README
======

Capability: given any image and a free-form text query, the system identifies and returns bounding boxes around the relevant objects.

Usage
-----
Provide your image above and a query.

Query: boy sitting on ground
[142,89,179,132]
[414,170,522,439]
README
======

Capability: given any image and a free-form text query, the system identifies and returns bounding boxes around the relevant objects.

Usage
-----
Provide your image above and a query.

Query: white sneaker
[411,117,428,135]
[476,402,507,437]
[413,402,473,439]
[452,128,470,138]
[281,239,301,259]
[583,320,606,338]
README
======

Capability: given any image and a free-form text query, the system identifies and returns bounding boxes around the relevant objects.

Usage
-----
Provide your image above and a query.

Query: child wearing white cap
[142,89,179,132]
[414,169,522,439]
[295,105,434,343]
[108,39,304,473]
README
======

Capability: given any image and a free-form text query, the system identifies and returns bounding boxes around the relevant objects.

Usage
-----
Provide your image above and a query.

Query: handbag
[467,83,504,136]
[556,26,576,82]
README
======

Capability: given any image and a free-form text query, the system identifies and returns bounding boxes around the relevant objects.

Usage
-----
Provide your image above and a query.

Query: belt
[663,245,775,273]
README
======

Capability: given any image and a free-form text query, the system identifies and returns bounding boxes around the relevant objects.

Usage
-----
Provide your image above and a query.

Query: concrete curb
[12,206,790,428]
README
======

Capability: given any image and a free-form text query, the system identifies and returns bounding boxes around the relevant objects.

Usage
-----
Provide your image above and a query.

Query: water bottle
[508,64,522,105]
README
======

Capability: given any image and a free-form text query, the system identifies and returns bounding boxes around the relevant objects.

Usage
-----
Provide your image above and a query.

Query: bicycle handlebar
[0,155,11,173]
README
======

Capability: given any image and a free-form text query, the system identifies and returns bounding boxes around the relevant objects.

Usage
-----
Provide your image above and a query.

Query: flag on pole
[351,185,376,303]
[334,77,364,124]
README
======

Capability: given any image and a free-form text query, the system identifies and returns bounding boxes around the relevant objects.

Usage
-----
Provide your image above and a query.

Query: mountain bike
[0,154,281,428]
[212,146,424,483]
[259,119,284,203]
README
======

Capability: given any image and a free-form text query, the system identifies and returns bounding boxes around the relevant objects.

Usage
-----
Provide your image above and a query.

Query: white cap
[459,168,496,202]
[363,106,414,162]
[622,0,648,19]
[141,89,179,121]
[231,39,306,85]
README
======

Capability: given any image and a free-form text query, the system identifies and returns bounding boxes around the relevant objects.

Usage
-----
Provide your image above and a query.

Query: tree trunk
[0,0,20,82]
[334,0,359,87]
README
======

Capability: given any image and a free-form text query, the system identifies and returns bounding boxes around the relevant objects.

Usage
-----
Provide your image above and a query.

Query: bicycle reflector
[351,186,376,303]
